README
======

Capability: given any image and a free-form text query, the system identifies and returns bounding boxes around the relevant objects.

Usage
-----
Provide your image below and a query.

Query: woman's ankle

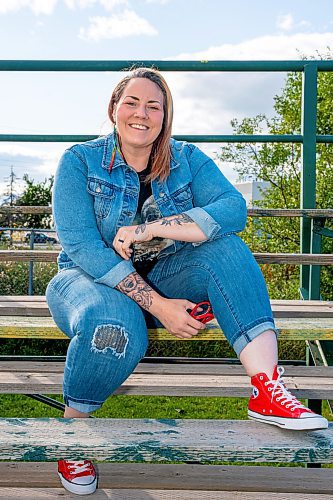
[63,405,91,418]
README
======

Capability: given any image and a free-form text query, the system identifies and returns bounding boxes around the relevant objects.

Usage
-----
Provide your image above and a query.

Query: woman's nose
[134,105,148,118]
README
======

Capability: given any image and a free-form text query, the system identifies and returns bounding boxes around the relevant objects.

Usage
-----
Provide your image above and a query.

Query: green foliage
[14,174,54,228]
[0,261,57,295]
[219,53,333,300]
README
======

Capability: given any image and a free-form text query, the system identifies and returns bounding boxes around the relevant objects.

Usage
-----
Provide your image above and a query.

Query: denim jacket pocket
[171,185,193,211]
[87,177,116,219]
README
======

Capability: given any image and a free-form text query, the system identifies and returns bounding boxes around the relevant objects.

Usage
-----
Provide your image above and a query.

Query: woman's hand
[113,223,155,260]
[153,297,206,339]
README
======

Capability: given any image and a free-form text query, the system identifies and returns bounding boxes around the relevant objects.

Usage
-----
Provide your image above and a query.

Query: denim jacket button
[95,186,101,193]
[159,192,165,197]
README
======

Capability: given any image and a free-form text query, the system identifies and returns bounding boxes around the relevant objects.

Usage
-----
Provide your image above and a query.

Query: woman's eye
[148,106,159,110]
[126,102,136,106]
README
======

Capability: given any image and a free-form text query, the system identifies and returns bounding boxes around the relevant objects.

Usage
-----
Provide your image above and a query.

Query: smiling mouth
[129,124,149,130]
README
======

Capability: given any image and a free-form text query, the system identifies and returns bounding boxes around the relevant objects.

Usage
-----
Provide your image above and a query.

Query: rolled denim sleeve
[53,149,135,287]
[184,145,247,239]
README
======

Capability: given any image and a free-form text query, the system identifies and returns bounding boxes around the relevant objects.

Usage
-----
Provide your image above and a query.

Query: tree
[218,52,333,300]
[15,174,54,229]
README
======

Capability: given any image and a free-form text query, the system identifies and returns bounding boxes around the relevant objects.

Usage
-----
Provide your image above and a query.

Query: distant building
[233,180,270,207]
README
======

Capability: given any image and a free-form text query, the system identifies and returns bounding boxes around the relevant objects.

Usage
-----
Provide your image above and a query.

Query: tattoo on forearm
[135,224,147,234]
[116,272,153,310]
[160,213,194,226]
[135,213,193,235]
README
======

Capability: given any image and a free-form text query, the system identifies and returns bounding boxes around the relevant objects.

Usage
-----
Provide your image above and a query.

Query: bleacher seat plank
[0,418,332,462]
[0,488,330,499]
[1,462,333,494]
[1,249,333,265]
[0,297,332,318]
[0,363,332,399]
[0,316,333,341]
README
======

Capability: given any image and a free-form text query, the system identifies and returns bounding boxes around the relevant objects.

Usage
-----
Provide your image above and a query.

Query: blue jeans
[46,234,276,413]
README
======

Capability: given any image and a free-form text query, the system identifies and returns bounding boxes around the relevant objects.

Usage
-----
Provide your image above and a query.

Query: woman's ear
[111,105,116,125]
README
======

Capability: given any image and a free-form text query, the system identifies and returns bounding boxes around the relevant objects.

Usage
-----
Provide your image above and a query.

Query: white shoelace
[66,461,93,476]
[264,366,307,411]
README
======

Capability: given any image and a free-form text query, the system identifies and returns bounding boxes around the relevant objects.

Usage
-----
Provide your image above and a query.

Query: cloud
[0,0,57,15]
[276,13,312,32]
[0,145,60,197]
[79,9,158,40]
[64,0,128,10]
[0,0,128,14]
[164,31,333,180]
[277,13,294,31]
[145,0,170,4]
[173,32,333,61]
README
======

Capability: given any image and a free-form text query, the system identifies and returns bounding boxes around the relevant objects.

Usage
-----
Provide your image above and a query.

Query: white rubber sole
[248,410,329,431]
[58,472,97,495]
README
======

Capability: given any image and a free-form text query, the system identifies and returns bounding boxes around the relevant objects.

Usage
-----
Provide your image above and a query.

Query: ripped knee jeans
[46,268,148,413]
[46,234,276,414]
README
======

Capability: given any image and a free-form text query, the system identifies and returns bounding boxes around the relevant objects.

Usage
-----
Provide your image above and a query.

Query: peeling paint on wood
[0,419,332,463]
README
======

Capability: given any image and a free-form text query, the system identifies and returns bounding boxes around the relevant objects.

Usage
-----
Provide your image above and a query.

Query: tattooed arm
[115,271,204,339]
[137,213,207,243]
[113,213,207,261]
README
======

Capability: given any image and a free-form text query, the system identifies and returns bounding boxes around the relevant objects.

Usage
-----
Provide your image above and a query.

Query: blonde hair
[108,67,173,182]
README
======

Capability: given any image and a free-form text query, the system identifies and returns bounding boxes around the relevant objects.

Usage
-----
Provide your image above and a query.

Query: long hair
[108,67,173,182]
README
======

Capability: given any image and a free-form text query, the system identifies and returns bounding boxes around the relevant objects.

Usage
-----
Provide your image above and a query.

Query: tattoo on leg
[116,272,153,310]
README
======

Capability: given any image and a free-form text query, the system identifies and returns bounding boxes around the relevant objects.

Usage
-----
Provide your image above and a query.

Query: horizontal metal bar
[317,135,333,143]
[0,133,331,144]
[0,355,66,362]
[0,227,56,232]
[313,227,333,238]
[24,394,65,412]
[1,60,333,72]
[173,135,304,143]
[0,133,306,143]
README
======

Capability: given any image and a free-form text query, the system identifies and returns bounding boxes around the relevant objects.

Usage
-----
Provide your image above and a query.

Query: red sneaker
[58,460,97,495]
[248,365,328,430]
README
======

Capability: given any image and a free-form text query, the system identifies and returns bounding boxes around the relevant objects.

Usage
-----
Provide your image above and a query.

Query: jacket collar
[101,132,180,173]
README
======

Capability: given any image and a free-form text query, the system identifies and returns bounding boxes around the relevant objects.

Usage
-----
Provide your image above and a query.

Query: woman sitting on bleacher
[46,66,328,496]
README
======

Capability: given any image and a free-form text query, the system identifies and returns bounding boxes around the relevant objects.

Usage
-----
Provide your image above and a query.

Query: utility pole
[2,166,20,241]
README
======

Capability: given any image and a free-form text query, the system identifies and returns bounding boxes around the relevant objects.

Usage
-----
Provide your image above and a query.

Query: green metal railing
[1,59,333,300]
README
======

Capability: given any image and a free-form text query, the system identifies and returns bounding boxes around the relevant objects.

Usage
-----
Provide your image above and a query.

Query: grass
[1,393,332,421]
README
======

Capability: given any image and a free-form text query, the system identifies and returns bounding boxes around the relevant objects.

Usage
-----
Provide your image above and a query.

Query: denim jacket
[53,133,247,288]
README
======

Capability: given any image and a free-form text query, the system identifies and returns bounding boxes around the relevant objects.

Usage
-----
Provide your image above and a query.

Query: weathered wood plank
[1,362,332,377]
[1,297,332,317]
[0,418,332,463]
[0,488,330,499]
[1,462,333,494]
[3,296,332,306]
[1,316,333,340]
[1,368,333,399]
[2,206,333,218]
[0,250,333,265]
[248,208,333,218]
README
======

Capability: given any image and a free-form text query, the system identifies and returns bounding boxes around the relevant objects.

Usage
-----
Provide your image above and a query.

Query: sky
[0,0,333,198]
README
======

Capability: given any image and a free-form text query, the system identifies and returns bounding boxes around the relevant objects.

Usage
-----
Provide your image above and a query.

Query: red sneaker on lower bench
[248,365,328,431]
[58,459,97,495]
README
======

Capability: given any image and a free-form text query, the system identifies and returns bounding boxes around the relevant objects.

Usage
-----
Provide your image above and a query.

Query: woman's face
[112,77,164,152]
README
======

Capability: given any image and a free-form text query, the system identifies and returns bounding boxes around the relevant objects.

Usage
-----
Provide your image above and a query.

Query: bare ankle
[63,405,91,418]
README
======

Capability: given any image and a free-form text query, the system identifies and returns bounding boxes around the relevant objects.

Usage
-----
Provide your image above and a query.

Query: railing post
[300,63,319,299]
[28,230,35,296]
[309,219,323,299]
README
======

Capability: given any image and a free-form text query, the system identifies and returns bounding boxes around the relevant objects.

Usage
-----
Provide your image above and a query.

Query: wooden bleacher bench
[0,295,333,497]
